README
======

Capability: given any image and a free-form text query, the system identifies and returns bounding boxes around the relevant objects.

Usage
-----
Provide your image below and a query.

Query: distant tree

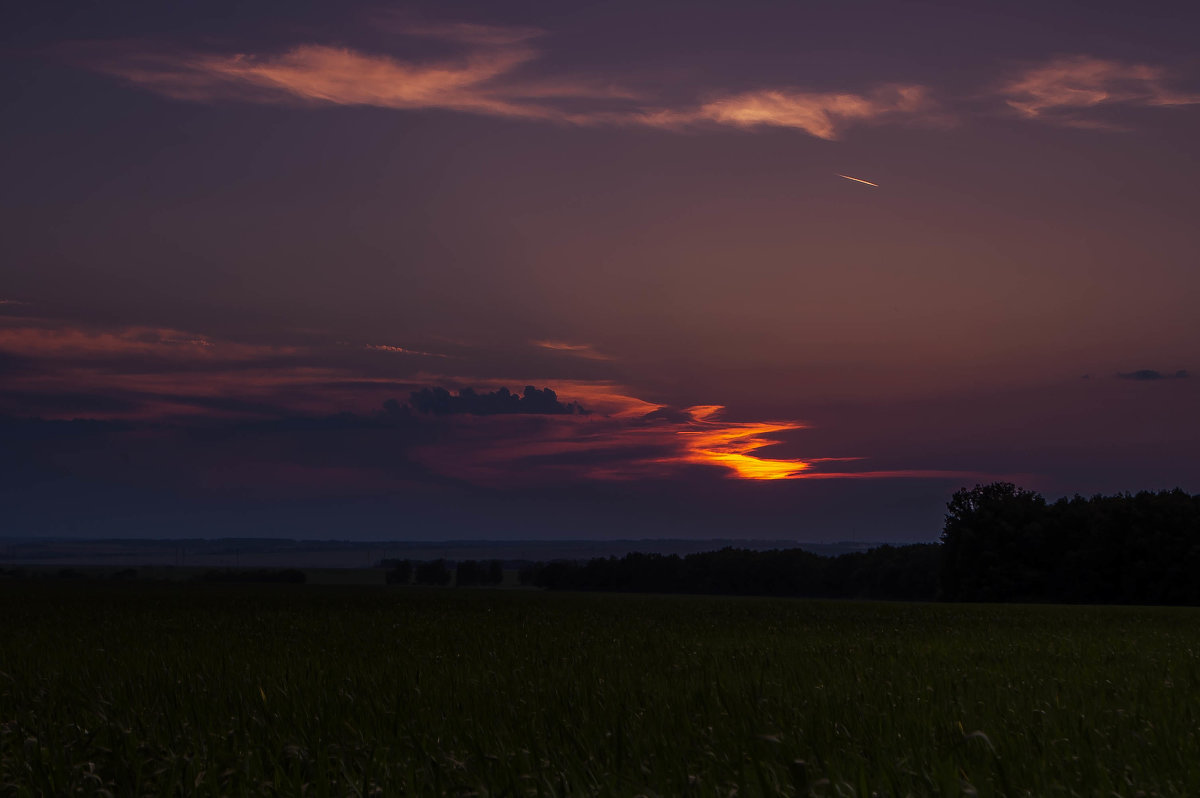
[941,485,1200,605]
[522,544,940,600]
[940,483,1049,601]
[487,559,504,585]
[517,562,540,586]
[414,559,452,586]
[455,560,488,587]
[385,559,413,585]
[199,569,306,584]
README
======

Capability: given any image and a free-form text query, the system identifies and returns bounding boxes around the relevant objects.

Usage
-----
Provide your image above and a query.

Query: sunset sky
[3,1,1198,541]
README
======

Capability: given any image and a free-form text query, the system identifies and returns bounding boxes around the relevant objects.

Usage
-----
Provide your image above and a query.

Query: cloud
[0,321,290,361]
[1116,369,1190,381]
[0,319,343,421]
[399,398,972,485]
[532,340,614,361]
[408,385,588,416]
[365,343,450,358]
[2,314,978,486]
[91,44,551,118]
[687,84,933,140]
[1001,56,1200,126]
[79,31,936,140]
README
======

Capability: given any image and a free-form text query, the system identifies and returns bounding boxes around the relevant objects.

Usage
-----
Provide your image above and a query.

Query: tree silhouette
[414,559,452,586]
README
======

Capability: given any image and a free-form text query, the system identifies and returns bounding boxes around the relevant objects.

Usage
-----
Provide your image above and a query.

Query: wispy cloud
[79,27,936,140]
[532,339,614,361]
[685,84,932,140]
[365,343,450,358]
[0,317,983,484]
[1000,55,1200,126]
[0,319,331,420]
[0,323,273,359]
[90,44,558,118]
[416,398,983,484]
[667,404,815,479]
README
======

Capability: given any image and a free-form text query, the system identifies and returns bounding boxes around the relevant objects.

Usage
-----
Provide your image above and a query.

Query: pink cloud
[1001,55,1200,125]
[79,31,936,139]
[688,84,933,140]
[92,44,554,118]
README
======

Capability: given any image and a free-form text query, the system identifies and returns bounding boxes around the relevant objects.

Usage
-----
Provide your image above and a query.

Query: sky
[2,1,1198,541]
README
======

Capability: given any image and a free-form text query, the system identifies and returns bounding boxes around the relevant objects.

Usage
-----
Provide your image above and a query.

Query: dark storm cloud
[408,386,588,416]
[1116,369,1190,381]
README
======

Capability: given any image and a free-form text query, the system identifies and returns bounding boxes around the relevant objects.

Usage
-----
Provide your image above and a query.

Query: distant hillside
[0,538,895,568]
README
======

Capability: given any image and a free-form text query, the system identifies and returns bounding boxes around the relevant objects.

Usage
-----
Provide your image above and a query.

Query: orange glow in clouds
[674,405,814,480]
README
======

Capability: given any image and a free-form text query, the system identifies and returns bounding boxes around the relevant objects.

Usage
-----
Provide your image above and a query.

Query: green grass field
[2,583,1199,796]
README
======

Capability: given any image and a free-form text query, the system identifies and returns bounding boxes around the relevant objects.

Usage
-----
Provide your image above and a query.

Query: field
[2,584,1199,796]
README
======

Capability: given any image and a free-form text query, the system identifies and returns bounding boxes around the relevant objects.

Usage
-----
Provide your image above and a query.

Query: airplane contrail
[837,174,879,187]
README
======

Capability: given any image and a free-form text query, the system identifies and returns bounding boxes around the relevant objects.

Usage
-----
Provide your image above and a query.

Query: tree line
[382,558,504,587]
[510,484,1200,605]
[940,483,1200,603]
[517,544,941,600]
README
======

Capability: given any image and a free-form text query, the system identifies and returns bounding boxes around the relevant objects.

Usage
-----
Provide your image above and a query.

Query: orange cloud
[3,318,982,483]
[399,393,973,485]
[669,405,815,479]
[1001,56,1200,124]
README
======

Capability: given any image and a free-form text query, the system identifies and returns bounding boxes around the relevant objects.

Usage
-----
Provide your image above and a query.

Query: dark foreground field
[2,584,1199,796]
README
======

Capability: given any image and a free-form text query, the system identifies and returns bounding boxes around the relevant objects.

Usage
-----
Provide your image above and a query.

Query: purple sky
[2,1,1198,540]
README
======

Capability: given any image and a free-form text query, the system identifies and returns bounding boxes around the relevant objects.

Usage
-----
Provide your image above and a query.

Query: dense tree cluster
[516,484,1200,605]
[519,544,941,600]
[198,569,306,583]
[940,483,1200,604]
[455,559,504,587]
[414,559,453,586]
[383,558,504,586]
[382,559,413,585]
